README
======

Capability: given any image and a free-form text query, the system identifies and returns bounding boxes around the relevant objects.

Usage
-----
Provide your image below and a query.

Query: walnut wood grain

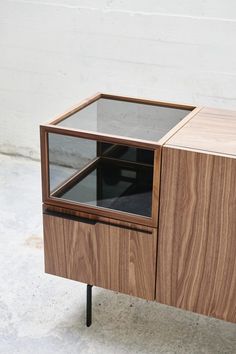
[151,149,161,226]
[43,204,154,233]
[40,125,49,202]
[157,106,202,146]
[43,213,157,300]
[46,195,154,227]
[156,147,236,322]
[166,107,236,157]
[100,93,194,111]
[94,223,157,299]
[43,214,67,278]
[64,217,95,285]
[41,123,160,150]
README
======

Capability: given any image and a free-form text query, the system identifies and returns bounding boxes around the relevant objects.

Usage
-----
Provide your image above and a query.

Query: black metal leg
[86,284,92,327]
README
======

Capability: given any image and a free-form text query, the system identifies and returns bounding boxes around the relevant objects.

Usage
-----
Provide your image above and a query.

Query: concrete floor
[0,153,236,354]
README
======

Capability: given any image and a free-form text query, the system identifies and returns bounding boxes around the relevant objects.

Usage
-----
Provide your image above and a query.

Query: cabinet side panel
[43,214,67,278]
[156,147,236,322]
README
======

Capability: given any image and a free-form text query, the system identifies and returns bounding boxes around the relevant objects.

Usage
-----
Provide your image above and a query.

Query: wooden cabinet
[43,212,157,300]
[41,94,236,324]
[156,148,236,322]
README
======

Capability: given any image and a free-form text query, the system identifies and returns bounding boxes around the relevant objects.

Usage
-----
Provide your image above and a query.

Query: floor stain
[24,235,43,249]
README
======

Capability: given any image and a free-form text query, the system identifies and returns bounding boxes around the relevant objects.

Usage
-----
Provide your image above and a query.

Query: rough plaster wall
[0,0,236,159]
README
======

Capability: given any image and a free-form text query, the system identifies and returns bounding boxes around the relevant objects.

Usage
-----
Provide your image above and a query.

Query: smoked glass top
[56,98,192,142]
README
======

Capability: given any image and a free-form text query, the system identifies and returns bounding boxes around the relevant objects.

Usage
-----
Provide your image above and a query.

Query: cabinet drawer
[43,212,157,300]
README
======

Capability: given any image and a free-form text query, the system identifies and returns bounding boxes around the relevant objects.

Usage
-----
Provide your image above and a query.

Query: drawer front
[43,213,157,300]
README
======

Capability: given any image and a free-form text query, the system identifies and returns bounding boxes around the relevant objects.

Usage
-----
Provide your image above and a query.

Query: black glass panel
[48,133,154,218]
[58,159,153,217]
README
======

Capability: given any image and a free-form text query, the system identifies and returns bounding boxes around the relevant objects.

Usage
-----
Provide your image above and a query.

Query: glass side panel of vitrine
[55,98,192,142]
[48,133,154,217]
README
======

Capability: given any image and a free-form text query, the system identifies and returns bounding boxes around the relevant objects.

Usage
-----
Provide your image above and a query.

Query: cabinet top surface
[52,95,193,144]
[166,107,236,157]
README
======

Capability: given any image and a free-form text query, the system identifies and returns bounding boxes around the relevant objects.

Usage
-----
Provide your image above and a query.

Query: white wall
[0,0,236,159]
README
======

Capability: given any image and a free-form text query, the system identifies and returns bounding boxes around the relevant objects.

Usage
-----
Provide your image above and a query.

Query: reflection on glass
[56,98,192,142]
[48,133,154,217]
[48,133,96,192]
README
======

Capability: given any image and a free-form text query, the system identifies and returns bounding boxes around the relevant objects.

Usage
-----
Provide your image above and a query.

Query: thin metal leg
[86,284,92,327]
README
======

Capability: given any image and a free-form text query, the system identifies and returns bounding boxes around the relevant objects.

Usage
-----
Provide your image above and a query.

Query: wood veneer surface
[43,214,157,300]
[43,214,67,278]
[43,204,153,232]
[166,107,236,157]
[156,147,236,322]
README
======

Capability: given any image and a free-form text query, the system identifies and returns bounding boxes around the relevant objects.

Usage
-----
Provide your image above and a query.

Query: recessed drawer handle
[43,210,97,225]
[44,211,152,233]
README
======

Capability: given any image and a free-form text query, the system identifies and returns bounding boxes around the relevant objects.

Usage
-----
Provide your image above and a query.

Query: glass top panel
[56,98,192,142]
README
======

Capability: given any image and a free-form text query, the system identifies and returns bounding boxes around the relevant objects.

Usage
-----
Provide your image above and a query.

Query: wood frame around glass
[40,93,198,227]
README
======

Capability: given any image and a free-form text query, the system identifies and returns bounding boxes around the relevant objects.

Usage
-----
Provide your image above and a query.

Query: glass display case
[40,93,194,226]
